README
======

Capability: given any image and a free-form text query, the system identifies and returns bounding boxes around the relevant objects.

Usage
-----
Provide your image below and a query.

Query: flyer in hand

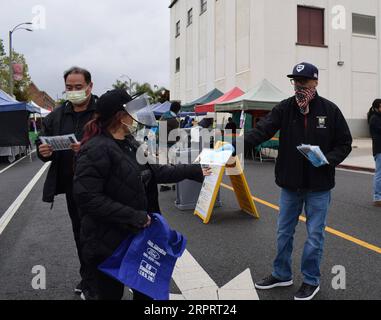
[39,134,79,151]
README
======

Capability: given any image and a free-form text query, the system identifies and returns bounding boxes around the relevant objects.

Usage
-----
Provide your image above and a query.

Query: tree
[112,79,129,91]
[133,82,169,104]
[56,98,66,106]
[111,78,169,104]
[134,82,154,98]
[0,39,5,56]
[0,38,32,102]
[153,86,170,104]
[0,39,8,91]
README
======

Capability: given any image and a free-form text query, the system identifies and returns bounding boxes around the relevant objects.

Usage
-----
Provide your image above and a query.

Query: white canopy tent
[30,101,51,118]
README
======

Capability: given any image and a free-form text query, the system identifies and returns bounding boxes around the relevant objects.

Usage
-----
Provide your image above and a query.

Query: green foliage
[0,38,32,102]
[112,79,130,91]
[56,98,66,106]
[112,78,169,104]
[0,39,5,56]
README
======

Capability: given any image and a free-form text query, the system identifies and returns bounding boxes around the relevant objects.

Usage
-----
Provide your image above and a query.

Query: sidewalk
[340,139,375,172]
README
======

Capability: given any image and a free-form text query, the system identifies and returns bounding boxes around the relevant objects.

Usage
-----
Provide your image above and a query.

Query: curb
[338,164,375,173]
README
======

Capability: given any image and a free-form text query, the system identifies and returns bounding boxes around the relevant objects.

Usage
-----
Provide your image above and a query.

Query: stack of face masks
[297,144,329,168]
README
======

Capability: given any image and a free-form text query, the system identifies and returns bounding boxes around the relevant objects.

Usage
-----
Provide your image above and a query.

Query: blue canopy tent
[149,102,161,109]
[152,101,172,117]
[0,90,40,113]
[153,101,206,118]
[0,89,40,147]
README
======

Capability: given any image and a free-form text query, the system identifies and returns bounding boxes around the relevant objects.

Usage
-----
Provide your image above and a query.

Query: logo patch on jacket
[317,116,327,129]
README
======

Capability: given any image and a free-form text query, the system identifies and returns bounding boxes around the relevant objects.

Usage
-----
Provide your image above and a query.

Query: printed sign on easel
[194,142,260,224]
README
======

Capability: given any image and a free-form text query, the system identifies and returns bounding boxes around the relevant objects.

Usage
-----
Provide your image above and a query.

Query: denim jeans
[374,154,381,201]
[272,189,331,286]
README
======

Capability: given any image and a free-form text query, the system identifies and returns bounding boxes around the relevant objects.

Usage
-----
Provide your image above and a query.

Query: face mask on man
[66,87,90,105]
[294,85,317,115]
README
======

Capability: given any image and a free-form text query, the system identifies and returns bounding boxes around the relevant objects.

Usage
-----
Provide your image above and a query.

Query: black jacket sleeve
[151,164,204,184]
[325,107,353,167]
[36,113,56,163]
[369,115,381,136]
[244,104,282,147]
[73,144,148,229]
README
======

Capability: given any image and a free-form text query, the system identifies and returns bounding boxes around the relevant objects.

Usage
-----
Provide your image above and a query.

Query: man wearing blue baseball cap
[245,62,352,300]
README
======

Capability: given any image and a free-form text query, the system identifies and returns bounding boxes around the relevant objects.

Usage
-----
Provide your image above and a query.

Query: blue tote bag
[98,213,186,300]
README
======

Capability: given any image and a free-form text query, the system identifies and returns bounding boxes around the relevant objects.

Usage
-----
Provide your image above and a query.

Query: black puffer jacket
[245,94,352,192]
[73,133,204,265]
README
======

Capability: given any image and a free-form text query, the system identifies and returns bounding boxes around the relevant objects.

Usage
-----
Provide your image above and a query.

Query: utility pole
[8,30,13,96]
[8,22,33,97]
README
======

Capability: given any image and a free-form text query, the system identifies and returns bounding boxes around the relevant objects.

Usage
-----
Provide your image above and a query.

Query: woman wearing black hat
[73,89,210,300]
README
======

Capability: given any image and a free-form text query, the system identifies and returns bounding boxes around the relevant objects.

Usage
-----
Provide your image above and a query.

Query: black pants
[87,267,153,300]
[65,189,87,282]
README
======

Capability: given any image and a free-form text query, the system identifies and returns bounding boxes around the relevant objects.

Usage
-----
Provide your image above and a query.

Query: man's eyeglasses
[290,78,310,86]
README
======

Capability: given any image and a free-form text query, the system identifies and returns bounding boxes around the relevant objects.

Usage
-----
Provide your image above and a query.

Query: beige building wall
[170,0,381,137]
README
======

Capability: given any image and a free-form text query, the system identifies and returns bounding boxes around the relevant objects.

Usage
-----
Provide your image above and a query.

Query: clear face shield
[123,94,158,128]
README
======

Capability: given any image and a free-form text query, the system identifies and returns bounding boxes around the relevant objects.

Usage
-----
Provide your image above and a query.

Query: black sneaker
[74,281,84,295]
[80,288,98,300]
[255,275,293,290]
[294,283,320,300]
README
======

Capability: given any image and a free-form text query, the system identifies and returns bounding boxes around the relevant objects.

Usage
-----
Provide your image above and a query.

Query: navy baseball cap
[287,62,319,80]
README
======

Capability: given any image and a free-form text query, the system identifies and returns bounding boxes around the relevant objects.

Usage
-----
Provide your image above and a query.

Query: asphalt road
[160,161,381,300]
[0,156,380,300]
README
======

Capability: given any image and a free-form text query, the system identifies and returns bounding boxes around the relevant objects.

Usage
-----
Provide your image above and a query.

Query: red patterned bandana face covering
[295,85,317,115]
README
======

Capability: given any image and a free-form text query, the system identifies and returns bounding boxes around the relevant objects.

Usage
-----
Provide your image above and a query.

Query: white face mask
[121,120,139,135]
[66,87,90,105]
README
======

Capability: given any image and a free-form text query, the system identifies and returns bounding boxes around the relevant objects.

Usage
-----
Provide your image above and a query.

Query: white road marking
[0,162,50,235]
[218,269,259,300]
[0,150,36,175]
[171,249,259,300]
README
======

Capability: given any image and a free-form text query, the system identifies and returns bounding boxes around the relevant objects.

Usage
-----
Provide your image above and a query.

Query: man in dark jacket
[245,62,352,300]
[368,99,381,206]
[225,117,237,134]
[37,66,97,295]
[158,101,181,191]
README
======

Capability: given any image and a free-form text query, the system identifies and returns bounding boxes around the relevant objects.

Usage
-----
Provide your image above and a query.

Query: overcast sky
[0,0,170,100]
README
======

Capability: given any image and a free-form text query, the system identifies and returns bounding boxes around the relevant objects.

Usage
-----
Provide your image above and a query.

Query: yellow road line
[221,183,381,255]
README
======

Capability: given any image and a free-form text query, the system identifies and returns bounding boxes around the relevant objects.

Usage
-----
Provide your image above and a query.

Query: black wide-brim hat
[96,89,133,121]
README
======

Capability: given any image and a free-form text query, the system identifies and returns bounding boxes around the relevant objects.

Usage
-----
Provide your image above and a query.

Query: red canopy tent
[194,87,244,113]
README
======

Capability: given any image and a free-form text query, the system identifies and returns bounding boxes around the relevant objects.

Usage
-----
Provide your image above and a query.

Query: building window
[200,0,207,15]
[175,57,180,73]
[353,13,376,36]
[187,8,193,26]
[175,21,180,37]
[297,6,325,46]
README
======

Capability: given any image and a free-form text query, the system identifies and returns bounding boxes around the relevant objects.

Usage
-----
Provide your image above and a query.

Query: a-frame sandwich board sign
[194,141,260,224]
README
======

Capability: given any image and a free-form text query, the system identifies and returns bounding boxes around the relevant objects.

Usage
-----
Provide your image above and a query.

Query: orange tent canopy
[195,87,244,113]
